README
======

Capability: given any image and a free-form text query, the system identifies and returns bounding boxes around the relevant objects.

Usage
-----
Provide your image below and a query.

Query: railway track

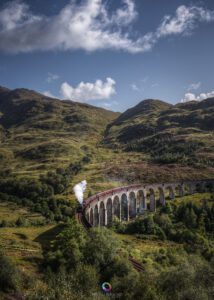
[128,256,144,272]
[75,210,144,272]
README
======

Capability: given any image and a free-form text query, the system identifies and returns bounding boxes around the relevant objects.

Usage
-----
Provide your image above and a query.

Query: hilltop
[104,98,214,168]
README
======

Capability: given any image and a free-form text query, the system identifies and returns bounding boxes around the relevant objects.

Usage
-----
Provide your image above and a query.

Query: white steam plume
[73,180,87,205]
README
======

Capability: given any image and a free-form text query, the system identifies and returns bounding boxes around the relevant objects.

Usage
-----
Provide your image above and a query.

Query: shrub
[0,254,20,292]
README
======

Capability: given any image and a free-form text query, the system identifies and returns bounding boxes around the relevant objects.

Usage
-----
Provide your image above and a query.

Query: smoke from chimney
[73,180,87,205]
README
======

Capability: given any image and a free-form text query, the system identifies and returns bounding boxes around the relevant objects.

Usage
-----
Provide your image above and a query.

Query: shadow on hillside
[13,233,28,240]
[34,224,65,252]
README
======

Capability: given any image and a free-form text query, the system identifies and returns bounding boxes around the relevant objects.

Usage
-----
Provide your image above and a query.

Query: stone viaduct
[84,179,214,227]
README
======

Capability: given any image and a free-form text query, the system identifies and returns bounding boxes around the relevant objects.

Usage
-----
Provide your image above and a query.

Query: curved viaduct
[84,179,214,227]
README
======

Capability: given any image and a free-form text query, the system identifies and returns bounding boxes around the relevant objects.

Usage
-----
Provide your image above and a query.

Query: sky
[0,0,214,112]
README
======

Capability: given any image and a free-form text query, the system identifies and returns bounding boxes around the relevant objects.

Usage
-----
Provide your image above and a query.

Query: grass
[0,202,45,223]
[115,232,180,261]
[0,202,64,253]
[172,192,213,206]
[0,215,63,294]
[0,201,63,275]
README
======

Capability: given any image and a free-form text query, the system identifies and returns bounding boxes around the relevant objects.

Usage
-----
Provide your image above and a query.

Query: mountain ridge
[0,85,213,185]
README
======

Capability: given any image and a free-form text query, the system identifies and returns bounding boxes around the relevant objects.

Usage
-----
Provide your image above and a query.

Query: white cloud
[181,93,195,102]
[157,5,214,37]
[60,77,116,102]
[0,0,41,31]
[181,90,214,102]
[111,0,137,26]
[43,90,58,98]
[0,0,145,53]
[46,72,59,83]
[131,83,139,91]
[187,82,201,91]
[146,5,214,51]
[100,100,119,109]
[0,1,213,54]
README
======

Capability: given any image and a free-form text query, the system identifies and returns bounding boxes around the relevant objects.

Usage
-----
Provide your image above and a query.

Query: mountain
[104,98,214,168]
[0,86,213,189]
[104,99,172,144]
[0,87,119,131]
[0,86,119,178]
[110,99,172,125]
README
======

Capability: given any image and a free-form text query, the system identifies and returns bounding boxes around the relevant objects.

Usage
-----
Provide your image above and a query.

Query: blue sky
[0,0,214,112]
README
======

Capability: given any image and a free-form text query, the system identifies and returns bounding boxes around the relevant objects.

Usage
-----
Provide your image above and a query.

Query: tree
[184,208,197,228]
[45,218,87,271]
[0,254,20,292]
[146,215,155,234]
[161,202,172,214]
[84,227,120,271]
[31,265,101,300]
[16,216,29,227]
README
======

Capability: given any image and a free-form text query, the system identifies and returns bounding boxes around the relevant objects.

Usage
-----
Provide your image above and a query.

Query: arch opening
[86,212,89,222]
[106,198,113,226]
[205,182,214,192]
[129,192,137,219]
[158,187,165,205]
[147,188,155,211]
[94,205,99,226]
[89,208,94,226]
[195,183,204,193]
[175,185,184,197]
[113,196,120,220]
[165,186,175,200]
[99,202,105,226]
[137,190,146,213]
[121,194,128,221]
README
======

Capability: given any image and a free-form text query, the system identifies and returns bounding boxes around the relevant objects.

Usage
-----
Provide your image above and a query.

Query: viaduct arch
[84,179,214,227]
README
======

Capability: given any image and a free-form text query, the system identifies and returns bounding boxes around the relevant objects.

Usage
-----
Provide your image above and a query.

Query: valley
[0,87,213,299]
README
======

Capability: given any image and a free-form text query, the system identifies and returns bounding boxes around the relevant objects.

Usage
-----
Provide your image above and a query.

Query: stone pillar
[104,209,107,226]
[150,195,156,212]
[127,200,130,221]
[119,202,121,221]
[160,192,165,205]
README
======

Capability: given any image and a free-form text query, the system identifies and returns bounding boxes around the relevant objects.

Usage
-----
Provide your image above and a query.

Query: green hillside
[0,87,213,202]
[104,98,214,168]
[0,86,214,299]
[0,87,119,177]
[0,87,122,224]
